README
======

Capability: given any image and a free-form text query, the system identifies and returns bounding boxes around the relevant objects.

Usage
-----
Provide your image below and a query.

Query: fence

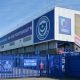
[0,53,63,79]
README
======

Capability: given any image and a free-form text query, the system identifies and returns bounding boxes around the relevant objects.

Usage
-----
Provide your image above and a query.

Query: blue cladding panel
[0,22,32,45]
[34,10,54,43]
[59,16,71,35]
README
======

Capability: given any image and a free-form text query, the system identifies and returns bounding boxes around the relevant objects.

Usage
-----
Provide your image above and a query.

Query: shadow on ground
[53,77,80,80]
[62,78,80,80]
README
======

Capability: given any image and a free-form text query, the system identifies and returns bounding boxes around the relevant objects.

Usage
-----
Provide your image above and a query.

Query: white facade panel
[55,7,75,42]
[0,35,33,51]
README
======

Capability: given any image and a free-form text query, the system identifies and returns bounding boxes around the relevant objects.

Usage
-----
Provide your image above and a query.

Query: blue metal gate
[65,52,80,77]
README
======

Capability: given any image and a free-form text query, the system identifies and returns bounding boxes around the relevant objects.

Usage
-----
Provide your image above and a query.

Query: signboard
[0,22,32,45]
[23,59,37,67]
[59,16,71,35]
[34,10,54,43]
[0,60,13,73]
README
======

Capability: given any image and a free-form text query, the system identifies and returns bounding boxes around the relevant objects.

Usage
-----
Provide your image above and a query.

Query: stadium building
[0,7,80,78]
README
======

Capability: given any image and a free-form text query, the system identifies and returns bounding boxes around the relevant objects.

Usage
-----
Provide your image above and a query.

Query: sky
[0,0,80,37]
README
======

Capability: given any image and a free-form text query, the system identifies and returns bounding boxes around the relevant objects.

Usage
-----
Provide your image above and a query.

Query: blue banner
[34,10,54,43]
[0,60,13,73]
[24,59,37,67]
[20,58,38,68]
[0,22,32,45]
[59,16,71,35]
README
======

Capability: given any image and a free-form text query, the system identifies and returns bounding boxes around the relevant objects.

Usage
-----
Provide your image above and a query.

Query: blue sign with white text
[59,16,71,35]
[24,59,37,67]
[20,58,37,68]
[0,22,32,45]
[34,10,54,43]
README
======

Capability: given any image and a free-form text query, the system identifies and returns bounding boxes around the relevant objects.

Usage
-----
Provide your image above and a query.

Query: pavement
[2,77,80,80]
[2,78,58,80]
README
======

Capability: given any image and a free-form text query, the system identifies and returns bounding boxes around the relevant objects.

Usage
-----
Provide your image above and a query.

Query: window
[9,41,15,46]
[23,36,31,42]
[18,48,24,53]
[24,46,34,53]
[1,45,4,48]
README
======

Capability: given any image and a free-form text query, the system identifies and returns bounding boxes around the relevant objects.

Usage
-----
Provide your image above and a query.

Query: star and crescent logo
[36,16,50,40]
